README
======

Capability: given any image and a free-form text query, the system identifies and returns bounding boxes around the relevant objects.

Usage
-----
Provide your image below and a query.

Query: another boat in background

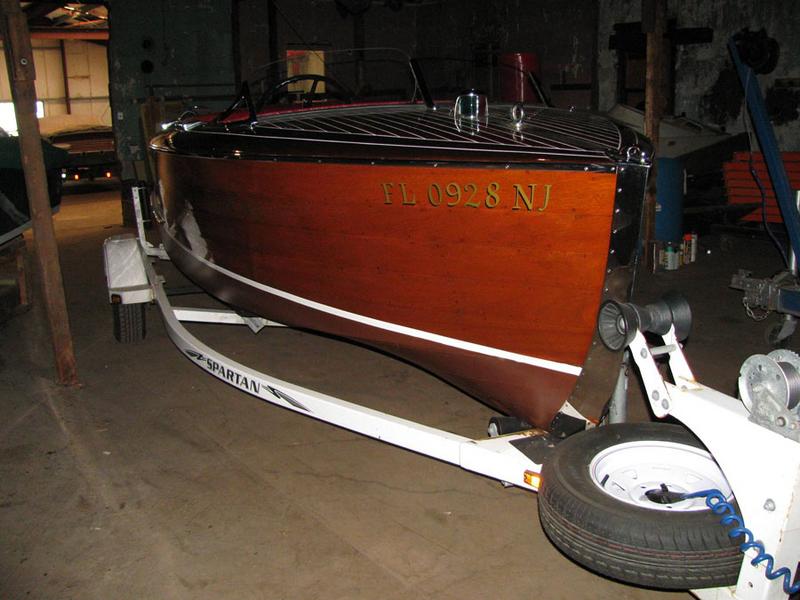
[0,133,67,247]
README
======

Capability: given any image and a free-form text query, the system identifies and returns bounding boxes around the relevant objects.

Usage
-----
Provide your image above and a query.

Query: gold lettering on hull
[381,182,394,204]
[399,183,416,205]
[512,183,552,212]
[379,181,552,212]
[485,182,501,208]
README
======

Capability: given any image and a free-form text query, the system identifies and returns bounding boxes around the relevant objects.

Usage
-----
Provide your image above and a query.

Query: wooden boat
[150,50,650,432]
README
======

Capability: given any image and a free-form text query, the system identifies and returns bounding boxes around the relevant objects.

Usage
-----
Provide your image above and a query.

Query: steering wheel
[260,74,354,108]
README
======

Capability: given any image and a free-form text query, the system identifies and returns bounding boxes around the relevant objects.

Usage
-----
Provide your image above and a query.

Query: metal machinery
[104,185,800,598]
[727,30,800,346]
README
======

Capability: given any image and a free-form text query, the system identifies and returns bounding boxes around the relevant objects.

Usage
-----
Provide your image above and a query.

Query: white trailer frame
[103,229,546,492]
[627,329,800,600]
[103,187,800,599]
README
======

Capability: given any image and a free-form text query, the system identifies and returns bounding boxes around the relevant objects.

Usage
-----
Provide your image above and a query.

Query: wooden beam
[0,0,78,385]
[642,0,669,270]
[29,28,109,40]
[22,2,62,22]
[59,40,71,114]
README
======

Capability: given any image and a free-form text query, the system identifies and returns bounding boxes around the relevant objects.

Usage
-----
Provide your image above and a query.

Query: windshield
[209,48,548,125]
[247,48,546,108]
[250,48,425,107]
[414,56,547,105]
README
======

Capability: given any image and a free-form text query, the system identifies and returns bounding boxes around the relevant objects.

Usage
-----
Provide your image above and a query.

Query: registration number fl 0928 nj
[380,182,552,212]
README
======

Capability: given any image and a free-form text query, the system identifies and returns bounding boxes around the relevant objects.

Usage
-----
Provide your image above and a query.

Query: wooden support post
[14,240,28,308]
[642,0,668,271]
[0,0,78,385]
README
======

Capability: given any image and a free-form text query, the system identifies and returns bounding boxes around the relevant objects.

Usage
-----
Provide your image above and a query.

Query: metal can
[682,233,692,264]
[665,243,679,270]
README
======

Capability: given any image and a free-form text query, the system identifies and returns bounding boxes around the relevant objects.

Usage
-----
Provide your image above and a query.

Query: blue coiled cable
[683,489,800,596]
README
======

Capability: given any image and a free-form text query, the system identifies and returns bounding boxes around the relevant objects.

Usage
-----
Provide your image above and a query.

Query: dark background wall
[598,0,800,150]
[109,0,236,180]
[109,0,600,180]
[237,1,419,87]
[108,0,800,181]
[178,0,599,110]
[414,1,599,109]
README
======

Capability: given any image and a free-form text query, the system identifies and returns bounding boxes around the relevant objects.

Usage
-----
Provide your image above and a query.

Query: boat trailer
[104,188,800,599]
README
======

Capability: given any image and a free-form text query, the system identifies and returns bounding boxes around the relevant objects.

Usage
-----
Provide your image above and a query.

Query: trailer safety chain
[743,297,772,322]
[683,489,800,596]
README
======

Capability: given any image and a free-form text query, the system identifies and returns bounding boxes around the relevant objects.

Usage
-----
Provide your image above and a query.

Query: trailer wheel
[538,423,742,589]
[113,302,146,343]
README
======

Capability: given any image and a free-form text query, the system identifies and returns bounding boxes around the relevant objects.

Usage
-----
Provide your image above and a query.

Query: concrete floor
[0,189,788,599]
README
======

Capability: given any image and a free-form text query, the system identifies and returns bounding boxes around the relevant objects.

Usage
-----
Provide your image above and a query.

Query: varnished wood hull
[154,150,646,428]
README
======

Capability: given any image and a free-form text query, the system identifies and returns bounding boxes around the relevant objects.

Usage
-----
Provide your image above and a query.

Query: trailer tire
[538,423,742,589]
[113,302,146,343]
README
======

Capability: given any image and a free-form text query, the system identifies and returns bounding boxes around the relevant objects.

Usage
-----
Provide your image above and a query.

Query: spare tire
[538,423,742,589]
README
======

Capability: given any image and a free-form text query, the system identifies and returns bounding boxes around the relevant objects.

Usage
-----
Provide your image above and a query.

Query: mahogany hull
[154,149,646,428]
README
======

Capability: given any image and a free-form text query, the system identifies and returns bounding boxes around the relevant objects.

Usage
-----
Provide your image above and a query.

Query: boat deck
[253,104,622,160]
[161,103,638,165]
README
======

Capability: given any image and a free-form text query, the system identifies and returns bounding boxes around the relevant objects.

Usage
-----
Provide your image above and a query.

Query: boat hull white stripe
[167,231,583,377]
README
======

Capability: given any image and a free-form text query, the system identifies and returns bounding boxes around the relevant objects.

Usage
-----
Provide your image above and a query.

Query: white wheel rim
[589,440,733,512]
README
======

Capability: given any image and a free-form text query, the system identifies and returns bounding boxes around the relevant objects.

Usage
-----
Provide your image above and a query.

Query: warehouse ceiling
[21,2,108,39]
